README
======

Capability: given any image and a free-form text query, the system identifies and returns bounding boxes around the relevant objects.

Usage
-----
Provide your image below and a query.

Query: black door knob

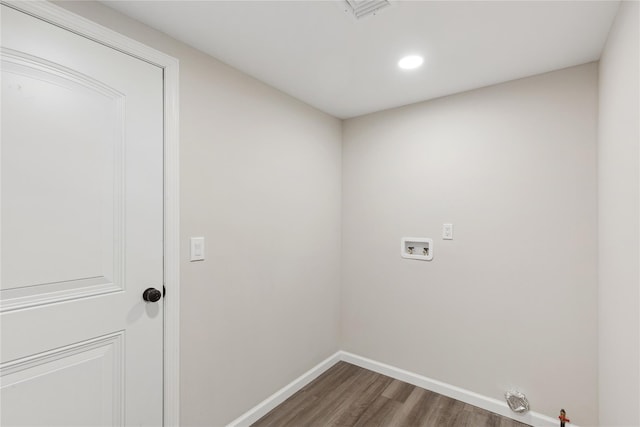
[142,287,162,303]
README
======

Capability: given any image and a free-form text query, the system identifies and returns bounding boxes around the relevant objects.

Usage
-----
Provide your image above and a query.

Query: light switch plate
[190,237,205,261]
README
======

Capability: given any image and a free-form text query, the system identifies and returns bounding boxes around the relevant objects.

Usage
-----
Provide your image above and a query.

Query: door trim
[1,1,181,425]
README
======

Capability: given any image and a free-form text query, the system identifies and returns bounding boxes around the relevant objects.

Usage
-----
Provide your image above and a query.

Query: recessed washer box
[401,237,433,261]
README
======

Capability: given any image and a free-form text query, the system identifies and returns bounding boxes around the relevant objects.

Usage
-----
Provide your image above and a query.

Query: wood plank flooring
[251,362,531,427]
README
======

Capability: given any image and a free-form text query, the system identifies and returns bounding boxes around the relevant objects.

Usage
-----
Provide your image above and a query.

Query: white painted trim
[162,42,181,427]
[228,350,566,427]
[340,351,564,427]
[1,2,181,425]
[226,352,343,427]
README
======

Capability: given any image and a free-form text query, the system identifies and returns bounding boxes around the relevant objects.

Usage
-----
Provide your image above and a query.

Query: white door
[1,5,164,426]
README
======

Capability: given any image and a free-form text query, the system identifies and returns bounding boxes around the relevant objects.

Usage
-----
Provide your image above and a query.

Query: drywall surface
[598,1,640,425]
[342,64,598,425]
[54,2,342,426]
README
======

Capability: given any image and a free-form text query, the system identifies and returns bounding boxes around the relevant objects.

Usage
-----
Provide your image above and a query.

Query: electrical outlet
[442,223,453,240]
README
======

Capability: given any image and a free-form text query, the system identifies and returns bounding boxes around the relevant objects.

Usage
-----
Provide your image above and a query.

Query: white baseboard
[226,351,342,427]
[226,350,565,427]
[340,351,562,427]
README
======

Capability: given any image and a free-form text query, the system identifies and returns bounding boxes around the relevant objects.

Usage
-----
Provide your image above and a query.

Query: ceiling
[102,0,620,119]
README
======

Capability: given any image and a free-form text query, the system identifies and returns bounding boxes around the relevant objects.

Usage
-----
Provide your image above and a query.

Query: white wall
[598,1,640,425]
[54,2,342,426]
[342,64,599,425]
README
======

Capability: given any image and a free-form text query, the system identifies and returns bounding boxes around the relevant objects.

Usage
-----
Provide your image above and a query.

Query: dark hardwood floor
[251,362,531,427]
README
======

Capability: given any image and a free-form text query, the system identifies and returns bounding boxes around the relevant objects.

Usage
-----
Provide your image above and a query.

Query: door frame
[1,1,181,425]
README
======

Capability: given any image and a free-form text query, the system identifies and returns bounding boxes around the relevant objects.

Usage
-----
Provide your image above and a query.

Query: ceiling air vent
[342,0,391,20]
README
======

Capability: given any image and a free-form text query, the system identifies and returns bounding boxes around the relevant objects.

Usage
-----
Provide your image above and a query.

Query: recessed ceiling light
[398,55,424,70]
